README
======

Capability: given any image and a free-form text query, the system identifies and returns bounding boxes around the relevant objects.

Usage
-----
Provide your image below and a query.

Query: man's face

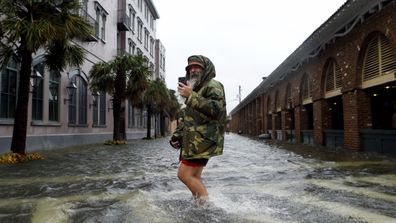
[188,64,203,82]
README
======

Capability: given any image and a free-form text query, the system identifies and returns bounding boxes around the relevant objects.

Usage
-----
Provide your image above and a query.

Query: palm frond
[44,38,86,71]
[89,62,116,95]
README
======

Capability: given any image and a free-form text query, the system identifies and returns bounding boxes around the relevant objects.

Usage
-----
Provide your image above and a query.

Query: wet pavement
[0,133,396,223]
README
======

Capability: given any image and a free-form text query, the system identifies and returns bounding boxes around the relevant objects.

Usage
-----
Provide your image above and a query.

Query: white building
[0,0,166,153]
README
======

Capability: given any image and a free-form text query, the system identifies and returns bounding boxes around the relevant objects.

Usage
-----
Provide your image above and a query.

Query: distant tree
[142,78,169,139]
[89,55,150,141]
[0,0,93,154]
[160,89,181,136]
[166,89,181,121]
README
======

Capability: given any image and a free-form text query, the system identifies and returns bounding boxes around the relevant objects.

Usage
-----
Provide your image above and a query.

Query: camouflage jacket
[172,78,227,160]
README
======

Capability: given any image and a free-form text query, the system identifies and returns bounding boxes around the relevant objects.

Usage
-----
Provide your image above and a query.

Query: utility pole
[238,85,241,103]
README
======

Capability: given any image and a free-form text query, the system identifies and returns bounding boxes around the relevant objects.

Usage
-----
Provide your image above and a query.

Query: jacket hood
[185,55,216,90]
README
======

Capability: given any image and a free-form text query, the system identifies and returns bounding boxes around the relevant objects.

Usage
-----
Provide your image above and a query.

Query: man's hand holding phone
[178,76,192,98]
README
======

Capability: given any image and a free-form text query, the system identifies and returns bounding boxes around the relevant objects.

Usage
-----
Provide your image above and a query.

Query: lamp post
[64,81,77,104]
[30,70,43,93]
[89,91,100,108]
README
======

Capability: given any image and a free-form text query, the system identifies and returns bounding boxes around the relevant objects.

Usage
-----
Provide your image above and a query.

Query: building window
[0,58,18,119]
[162,57,166,72]
[128,100,136,128]
[275,91,281,112]
[143,109,147,127]
[144,28,149,50]
[137,18,143,42]
[78,77,87,125]
[301,73,312,102]
[150,14,154,30]
[101,14,106,40]
[93,90,106,126]
[49,70,60,122]
[285,84,292,109]
[144,4,148,21]
[69,77,77,124]
[138,0,142,11]
[68,75,88,125]
[95,2,108,41]
[362,33,396,87]
[32,63,44,121]
[150,62,155,75]
[99,91,106,125]
[149,37,154,56]
[128,38,136,55]
[93,97,98,126]
[129,5,136,32]
[325,59,342,93]
[95,9,100,38]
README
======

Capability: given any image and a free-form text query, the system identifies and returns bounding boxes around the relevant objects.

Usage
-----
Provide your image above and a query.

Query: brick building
[229,0,396,154]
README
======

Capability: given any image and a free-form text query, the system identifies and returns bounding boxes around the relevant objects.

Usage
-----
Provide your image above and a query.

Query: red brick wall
[230,2,396,150]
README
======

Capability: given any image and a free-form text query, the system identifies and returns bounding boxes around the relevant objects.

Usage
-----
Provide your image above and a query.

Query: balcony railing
[79,8,98,42]
[117,10,130,31]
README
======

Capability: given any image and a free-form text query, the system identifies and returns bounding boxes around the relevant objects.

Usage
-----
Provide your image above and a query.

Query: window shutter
[363,34,396,82]
[381,36,396,74]
[325,64,335,91]
[335,62,342,89]
[325,60,342,92]
[302,75,311,99]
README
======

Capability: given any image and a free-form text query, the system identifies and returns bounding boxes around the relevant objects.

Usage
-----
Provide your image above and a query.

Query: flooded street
[1,133,396,223]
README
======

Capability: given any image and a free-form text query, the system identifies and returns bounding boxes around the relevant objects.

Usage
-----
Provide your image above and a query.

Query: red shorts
[181,158,209,167]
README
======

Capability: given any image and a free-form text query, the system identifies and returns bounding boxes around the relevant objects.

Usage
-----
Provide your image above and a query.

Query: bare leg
[178,163,208,198]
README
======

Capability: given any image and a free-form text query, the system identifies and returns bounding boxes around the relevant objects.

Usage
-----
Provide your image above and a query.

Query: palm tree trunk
[113,72,126,141]
[160,111,165,136]
[146,104,152,139]
[154,114,157,138]
[113,97,121,141]
[10,49,32,154]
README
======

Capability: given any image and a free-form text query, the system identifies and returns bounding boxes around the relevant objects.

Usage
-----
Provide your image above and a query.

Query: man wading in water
[170,55,227,205]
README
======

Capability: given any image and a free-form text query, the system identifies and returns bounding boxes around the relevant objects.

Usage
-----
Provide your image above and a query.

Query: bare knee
[178,169,189,183]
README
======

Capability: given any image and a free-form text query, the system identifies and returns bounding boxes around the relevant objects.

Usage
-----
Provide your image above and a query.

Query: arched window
[275,91,281,112]
[93,90,106,126]
[362,33,396,88]
[324,59,342,98]
[285,83,292,109]
[49,70,60,122]
[267,96,272,114]
[32,63,44,121]
[0,58,18,119]
[68,70,88,125]
[301,73,312,104]
[78,77,88,125]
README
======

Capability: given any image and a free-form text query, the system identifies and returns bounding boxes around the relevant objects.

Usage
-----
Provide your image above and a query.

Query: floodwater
[1,134,396,223]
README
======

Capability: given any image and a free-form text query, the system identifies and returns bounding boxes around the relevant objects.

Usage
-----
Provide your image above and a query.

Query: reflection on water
[1,134,396,223]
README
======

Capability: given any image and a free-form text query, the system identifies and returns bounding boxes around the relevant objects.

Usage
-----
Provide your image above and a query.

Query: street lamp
[30,70,43,93]
[49,83,58,100]
[89,91,100,108]
[64,81,77,104]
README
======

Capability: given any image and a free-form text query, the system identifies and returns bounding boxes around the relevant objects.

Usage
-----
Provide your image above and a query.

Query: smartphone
[178,77,187,85]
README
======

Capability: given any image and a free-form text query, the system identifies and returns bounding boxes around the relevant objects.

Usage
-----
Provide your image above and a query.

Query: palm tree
[0,0,92,154]
[166,89,181,121]
[141,78,170,139]
[90,54,150,141]
[157,88,181,137]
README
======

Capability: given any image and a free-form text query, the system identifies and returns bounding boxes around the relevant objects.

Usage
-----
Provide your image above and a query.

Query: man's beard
[187,78,198,88]
[188,72,202,88]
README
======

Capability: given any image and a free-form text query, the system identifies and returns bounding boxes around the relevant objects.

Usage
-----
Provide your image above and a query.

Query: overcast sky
[152,0,346,113]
